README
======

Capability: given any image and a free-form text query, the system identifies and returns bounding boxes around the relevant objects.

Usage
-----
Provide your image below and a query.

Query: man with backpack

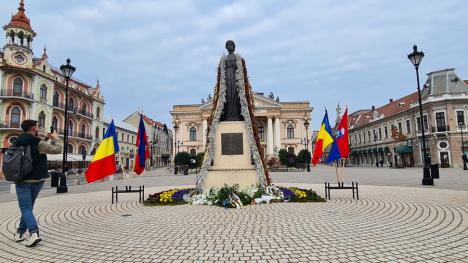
[9,120,62,247]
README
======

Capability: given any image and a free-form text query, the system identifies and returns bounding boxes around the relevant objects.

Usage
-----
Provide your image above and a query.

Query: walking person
[13,120,62,247]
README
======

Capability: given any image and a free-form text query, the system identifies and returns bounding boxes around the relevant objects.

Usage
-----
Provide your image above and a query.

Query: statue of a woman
[220,40,243,121]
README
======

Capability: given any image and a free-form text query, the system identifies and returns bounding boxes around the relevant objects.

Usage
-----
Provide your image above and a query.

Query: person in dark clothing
[13,120,62,247]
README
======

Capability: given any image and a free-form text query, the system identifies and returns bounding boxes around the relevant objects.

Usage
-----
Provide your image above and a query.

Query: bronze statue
[220,40,243,121]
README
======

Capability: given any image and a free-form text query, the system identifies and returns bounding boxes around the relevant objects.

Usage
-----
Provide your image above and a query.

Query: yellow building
[0,1,105,176]
[171,92,313,158]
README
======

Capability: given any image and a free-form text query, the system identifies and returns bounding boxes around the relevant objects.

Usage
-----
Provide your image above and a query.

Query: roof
[142,114,164,128]
[4,1,35,35]
[103,117,137,133]
[349,91,418,129]
[465,80,468,85]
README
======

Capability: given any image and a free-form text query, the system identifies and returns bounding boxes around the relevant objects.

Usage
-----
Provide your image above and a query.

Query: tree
[297,149,311,164]
[175,152,191,166]
[278,149,288,165]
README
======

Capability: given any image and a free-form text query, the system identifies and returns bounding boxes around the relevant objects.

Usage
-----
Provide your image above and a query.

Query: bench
[324,182,359,200]
[112,185,145,204]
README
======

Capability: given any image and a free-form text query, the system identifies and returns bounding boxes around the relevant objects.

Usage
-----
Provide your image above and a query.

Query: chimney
[371,106,375,111]
[389,98,393,103]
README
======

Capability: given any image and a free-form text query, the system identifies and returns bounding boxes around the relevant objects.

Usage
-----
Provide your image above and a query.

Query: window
[122,133,124,141]
[190,149,196,156]
[190,127,197,141]
[10,107,21,128]
[79,145,87,155]
[287,124,294,139]
[258,126,264,141]
[68,98,75,112]
[132,136,134,144]
[52,116,58,131]
[53,91,59,107]
[127,134,129,142]
[384,126,388,138]
[416,116,428,131]
[373,130,377,142]
[367,131,371,142]
[13,78,23,96]
[359,134,362,144]
[398,122,402,133]
[406,120,411,134]
[363,132,366,143]
[38,111,45,128]
[457,111,465,127]
[436,112,446,132]
[96,107,101,118]
[40,85,47,100]
[67,144,74,154]
[81,103,87,115]
[81,124,86,136]
[95,127,99,140]
[378,128,382,140]
[68,121,74,136]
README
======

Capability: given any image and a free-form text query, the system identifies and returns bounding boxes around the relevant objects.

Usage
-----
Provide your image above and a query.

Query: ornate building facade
[0,1,105,176]
[349,68,468,168]
[171,92,313,158]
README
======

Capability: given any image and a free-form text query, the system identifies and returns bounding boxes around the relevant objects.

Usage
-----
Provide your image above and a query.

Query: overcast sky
[1,0,467,129]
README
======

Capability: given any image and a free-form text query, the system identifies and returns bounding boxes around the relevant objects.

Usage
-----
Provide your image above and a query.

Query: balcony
[0,89,34,100]
[52,104,94,119]
[0,122,21,129]
[56,129,93,140]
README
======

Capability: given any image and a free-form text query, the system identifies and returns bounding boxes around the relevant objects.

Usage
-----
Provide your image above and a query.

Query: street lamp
[60,58,76,186]
[304,119,310,172]
[408,45,433,185]
[458,121,467,170]
[173,123,179,174]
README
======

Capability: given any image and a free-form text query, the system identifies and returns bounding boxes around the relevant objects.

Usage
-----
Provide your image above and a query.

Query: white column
[267,117,274,155]
[202,118,207,150]
[274,117,281,154]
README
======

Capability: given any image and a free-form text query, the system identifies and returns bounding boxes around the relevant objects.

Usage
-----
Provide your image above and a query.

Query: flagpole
[334,160,340,184]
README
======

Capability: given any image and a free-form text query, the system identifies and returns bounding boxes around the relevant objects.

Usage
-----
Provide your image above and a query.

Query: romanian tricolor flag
[134,114,149,175]
[85,120,119,183]
[312,111,335,165]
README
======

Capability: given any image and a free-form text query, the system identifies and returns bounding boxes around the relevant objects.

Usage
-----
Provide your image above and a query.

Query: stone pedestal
[204,121,259,189]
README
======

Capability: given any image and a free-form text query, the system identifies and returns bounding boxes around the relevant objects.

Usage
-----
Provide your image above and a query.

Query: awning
[47,154,93,162]
[395,145,413,154]
[384,146,390,153]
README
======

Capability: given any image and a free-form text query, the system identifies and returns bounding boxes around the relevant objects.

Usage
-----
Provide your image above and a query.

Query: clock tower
[3,0,36,67]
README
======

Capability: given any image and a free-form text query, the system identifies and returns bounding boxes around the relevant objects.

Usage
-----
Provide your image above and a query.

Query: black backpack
[2,144,34,182]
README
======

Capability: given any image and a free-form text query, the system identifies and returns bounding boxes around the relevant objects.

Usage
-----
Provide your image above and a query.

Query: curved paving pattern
[0,185,467,262]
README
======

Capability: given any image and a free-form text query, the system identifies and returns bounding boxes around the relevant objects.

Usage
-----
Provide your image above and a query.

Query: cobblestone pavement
[0,183,467,262]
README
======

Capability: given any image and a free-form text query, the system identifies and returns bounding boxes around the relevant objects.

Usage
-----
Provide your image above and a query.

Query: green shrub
[175,152,191,165]
[279,149,288,165]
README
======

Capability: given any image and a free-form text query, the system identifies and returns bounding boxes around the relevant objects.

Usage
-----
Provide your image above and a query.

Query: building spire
[42,45,48,58]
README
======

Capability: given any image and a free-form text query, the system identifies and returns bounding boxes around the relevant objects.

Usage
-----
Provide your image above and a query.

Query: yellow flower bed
[291,188,307,199]
[159,189,179,203]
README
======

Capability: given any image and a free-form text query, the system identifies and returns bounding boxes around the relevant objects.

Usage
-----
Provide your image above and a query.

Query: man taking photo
[13,120,62,247]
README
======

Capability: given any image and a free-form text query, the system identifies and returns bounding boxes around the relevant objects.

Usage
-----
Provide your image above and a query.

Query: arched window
[287,124,294,139]
[10,107,21,128]
[52,116,58,131]
[95,127,100,140]
[68,98,75,112]
[190,127,196,141]
[79,145,87,155]
[53,91,59,107]
[81,103,87,115]
[81,124,86,137]
[258,126,264,141]
[13,78,23,96]
[38,111,46,128]
[68,121,74,136]
[40,85,47,100]
[96,107,101,118]
[67,144,74,154]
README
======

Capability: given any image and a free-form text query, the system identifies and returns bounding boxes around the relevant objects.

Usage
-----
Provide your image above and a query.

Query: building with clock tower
[0,1,106,177]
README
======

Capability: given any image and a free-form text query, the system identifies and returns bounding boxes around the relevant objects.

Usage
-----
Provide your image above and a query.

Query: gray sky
[1,0,467,129]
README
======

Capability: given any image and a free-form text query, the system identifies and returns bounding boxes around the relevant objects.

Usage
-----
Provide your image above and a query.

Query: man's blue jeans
[15,182,44,234]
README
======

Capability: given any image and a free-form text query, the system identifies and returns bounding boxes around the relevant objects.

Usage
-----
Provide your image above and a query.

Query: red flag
[336,108,349,158]
[134,114,149,175]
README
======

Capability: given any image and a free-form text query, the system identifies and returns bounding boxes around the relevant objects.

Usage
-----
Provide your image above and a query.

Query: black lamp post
[408,45,433,185]
[458,121,467,170]
[304,119,310,172]
[173,123,179,174]
[60,58,76,181]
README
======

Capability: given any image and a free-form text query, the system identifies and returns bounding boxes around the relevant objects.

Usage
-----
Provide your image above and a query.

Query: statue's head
[225,40,235,54]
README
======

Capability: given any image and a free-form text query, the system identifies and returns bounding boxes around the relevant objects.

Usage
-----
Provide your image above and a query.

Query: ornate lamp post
[60,58,76,180]
[304,119,310,172]
[458,121,467,170]
[408,45,433,185]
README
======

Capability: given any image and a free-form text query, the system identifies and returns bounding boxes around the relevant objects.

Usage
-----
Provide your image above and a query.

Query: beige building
[171,92,313,158]
[349,68,468,169]
[123,112,173,167]
[0,1,105,175]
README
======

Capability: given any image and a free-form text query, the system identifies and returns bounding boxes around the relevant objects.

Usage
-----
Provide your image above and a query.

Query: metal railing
[0,89,34,99]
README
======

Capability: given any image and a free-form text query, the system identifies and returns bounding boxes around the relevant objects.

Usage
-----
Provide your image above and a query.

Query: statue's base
[204,121,260,190]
